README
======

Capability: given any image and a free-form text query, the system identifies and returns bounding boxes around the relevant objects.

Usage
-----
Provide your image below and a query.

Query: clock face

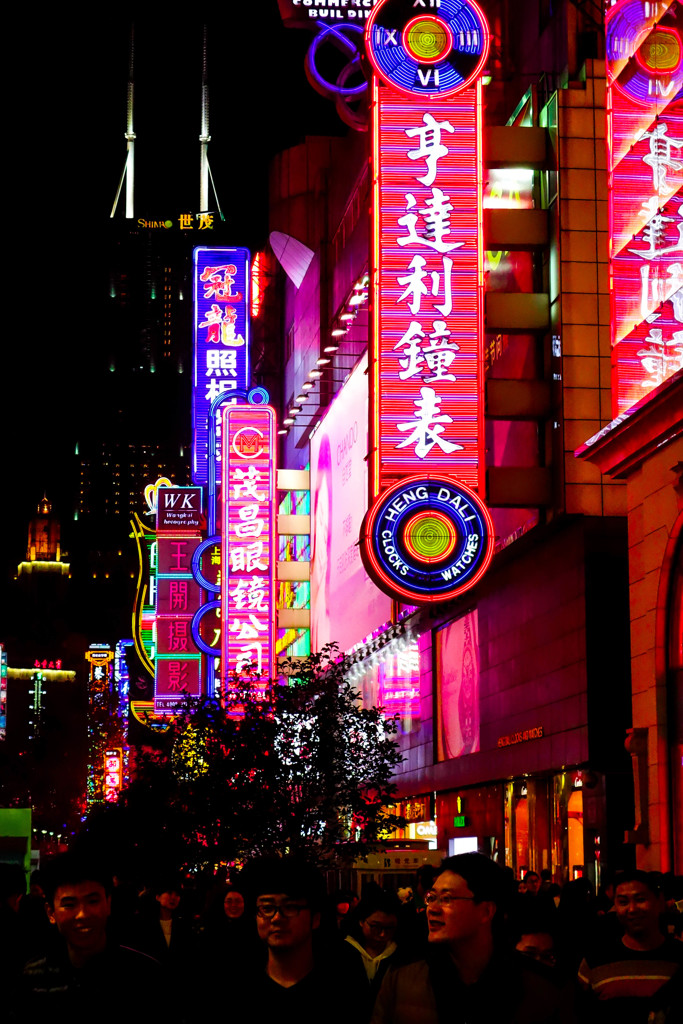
[365,0,490,98]
[360,475,494,604]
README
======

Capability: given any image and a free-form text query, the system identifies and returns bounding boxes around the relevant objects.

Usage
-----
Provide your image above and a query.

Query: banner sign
[222,405,277,700]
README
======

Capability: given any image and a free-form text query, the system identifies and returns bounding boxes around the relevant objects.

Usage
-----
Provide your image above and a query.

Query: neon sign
[365,0,489,98]
[606,0,683,413]
[154,488,203,712]
[361,0,491,605]
[360,475,493,603]
[104,749,122,803]
[192,247,250,486]
[221,405,276,701]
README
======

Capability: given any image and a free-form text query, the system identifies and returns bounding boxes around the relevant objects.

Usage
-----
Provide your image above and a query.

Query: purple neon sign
[192,247,251,486]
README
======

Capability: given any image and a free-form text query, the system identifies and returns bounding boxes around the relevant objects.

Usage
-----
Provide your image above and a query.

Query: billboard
[154,488,203,712]
[360,0,493,607]
[606,0,683,412]
[310,354,392,653]
[192,247,250,486]
[222,405,277,695]
[436,610,480,760]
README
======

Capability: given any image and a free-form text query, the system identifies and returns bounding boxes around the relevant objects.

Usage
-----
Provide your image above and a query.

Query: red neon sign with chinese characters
[104,748,122,803]
[370,84,484,497]
[221,406,276,701]
[607,0,683,414]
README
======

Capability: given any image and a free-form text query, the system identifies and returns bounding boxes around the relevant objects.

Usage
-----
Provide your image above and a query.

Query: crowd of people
[1,851,682,1023]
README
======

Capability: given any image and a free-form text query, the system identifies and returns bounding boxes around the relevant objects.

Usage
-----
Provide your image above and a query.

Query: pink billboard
[311,354,392,654]
[436,609,480,760]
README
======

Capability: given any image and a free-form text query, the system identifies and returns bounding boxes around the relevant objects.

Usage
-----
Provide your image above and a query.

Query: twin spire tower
[110,24,222,221]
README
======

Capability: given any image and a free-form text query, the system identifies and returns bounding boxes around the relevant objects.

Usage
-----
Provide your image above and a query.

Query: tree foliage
[83,646,405,873]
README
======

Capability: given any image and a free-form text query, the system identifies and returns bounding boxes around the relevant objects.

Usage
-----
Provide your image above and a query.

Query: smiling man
[19,853,161,1024]
[371,853,572,1024]
[578,869,683,1024]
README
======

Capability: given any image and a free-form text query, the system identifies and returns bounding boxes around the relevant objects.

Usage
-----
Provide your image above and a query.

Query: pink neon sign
[370,85,484,496]
[221,405,276,699]
[154,488,203,712]
[607,0,683,413]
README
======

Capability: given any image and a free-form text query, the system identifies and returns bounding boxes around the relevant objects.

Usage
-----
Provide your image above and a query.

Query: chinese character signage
[606,0,683,413]
[222,405,276,699]
[360,0,492,605]
[154,489,203,712]
[104,748,122,803]
[192,247,251,486]
[156,486,204,531]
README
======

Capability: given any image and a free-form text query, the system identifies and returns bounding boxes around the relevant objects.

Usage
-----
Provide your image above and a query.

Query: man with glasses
[371,853,572,1023]
[240,856,349,1024]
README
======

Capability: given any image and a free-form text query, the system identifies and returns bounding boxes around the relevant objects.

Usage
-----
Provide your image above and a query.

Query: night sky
[2,7,346,573]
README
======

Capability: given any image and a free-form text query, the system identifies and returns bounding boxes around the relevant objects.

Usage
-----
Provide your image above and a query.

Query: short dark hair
[356,888,400,922]
[436,854,509,909]
[614,869,663,897]
[42,854,112,906]
[240,856,326,913]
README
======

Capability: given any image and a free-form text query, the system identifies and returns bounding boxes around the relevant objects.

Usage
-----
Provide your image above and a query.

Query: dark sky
[3,7,346,565]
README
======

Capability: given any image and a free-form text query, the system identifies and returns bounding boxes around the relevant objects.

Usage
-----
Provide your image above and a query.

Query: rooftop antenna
[199,26,224,221]
[111,25,136,219]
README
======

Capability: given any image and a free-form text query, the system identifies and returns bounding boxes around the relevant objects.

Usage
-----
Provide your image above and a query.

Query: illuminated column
[192,248,251,487]
[360,0,494,605]
[606,0,683,413]
[221,405,277,704]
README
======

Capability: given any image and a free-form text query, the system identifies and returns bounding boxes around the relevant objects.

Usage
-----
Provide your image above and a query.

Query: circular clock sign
[365,0,490,98]
[360,475,494,604]
[606,0,683,107]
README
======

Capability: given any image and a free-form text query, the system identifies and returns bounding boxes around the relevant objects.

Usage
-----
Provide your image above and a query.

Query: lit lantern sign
[104,748,122,803]
[221,405,276,701]
[192,247,250,486]
[606,0,683,414]
[360,0,493,605]
[154,487,203,712]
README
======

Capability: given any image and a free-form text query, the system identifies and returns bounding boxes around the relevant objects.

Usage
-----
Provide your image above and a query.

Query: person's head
[42,854,112,962]
[523,871,541,895]
[426,854,507,949]
[155,875,183,915]
[614,870,665,942]
[0,864,26,912]
[243,857,325,955]
[354,890,400,957]
[514,915,557,968]
[415,865,437,899]
[223,886,245,920]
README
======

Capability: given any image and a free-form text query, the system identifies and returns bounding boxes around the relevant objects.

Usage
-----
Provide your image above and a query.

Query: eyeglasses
[256,901,309,919]
[424,891,476,908]
[365,921,397,934]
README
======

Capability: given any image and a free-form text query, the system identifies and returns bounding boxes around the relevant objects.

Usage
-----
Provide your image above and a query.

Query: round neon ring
[402,16,454,65]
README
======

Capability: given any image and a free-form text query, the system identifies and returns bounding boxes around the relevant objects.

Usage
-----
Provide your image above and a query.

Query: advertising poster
[436,609,480,759]
[311,354,392,653]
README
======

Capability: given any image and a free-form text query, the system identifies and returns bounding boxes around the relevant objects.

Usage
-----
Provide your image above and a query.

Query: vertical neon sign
[607,0,683,413]
[221,405,276,702]
[360,0,494,605]
[192,247,250,486]
[154,488,203,712]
